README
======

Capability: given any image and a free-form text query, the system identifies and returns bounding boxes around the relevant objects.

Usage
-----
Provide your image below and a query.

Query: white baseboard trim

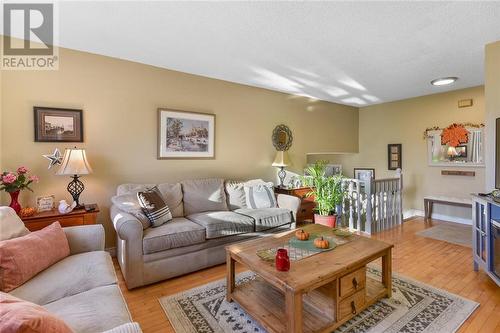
[106,247,117,257]
[412,209,472,225]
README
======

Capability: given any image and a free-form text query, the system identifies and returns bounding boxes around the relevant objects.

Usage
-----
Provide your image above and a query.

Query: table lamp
[56,147,93,208]
[272,150,291,188]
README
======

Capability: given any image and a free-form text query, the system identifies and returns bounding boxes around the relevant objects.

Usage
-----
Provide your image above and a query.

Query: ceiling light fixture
[431,77,458,86]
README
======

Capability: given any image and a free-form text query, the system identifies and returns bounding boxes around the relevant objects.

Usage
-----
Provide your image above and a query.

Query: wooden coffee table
[226,224,393,333]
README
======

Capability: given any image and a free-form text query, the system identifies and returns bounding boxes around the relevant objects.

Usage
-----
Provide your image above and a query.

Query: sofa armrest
[63,224,105,255]
[111,205,144,289]
[110,205,144,241]
[101,322,142,333]
[277,194,301,219]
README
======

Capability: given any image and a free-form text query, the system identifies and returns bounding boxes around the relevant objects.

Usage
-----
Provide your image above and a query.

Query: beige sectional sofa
[111,178,301,289]
[2,211,141,333]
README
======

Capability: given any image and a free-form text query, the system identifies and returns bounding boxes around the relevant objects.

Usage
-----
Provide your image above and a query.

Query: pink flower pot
[314,214,337,228]
[9,190,22,214]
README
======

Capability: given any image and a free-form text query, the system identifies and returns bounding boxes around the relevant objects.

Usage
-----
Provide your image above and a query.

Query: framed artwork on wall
[388,144,402,170]
[34,107,83,142]
[354,168,375,181]
[157,108,215,159]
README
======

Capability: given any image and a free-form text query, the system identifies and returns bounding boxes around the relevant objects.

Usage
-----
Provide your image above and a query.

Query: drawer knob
[350,301,357,315]
[352,277,358,289]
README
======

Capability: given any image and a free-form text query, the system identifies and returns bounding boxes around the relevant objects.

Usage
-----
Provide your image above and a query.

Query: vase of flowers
[1,166,39,214]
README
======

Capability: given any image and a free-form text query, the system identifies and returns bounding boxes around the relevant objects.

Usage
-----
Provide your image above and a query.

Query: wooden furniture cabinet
[472,195,500,286]
[21,205,99,231]
[275,187,315,224]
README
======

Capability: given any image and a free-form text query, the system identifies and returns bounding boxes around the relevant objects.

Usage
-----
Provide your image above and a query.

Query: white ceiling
[8,1,500,106]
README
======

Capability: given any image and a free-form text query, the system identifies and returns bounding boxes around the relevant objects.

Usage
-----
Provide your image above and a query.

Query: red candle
[275,248,290,271]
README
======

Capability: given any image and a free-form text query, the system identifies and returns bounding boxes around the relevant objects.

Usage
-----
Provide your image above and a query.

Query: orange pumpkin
[295,229,310,241]
[314,236,329,249]
[19,207,36,218]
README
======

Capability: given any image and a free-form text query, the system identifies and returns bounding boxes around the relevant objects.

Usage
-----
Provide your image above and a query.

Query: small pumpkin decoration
[295,229,310,241]
[314,236,330,249]
[19,207,36,218]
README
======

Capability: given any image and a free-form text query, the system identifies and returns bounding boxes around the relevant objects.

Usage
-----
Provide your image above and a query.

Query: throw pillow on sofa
[244,182,277,209]
[137,186,173,227]
[0,207,30,241]
[111,194,151,229]
[0,292,74,333]
[0,222,70,292]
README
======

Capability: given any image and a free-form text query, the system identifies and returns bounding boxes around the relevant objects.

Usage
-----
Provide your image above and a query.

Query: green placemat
[288,234,337,252]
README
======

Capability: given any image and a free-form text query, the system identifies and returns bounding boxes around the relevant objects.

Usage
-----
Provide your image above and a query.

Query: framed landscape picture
[158,108,215,159]
[34,107,83,142]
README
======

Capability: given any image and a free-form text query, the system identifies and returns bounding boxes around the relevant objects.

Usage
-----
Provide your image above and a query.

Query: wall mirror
[272,124,293,151]
[426,125,484,167]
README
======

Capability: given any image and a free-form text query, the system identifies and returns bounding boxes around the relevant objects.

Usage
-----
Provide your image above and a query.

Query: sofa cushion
[10,251,116,306]
[235,208,293,231]
[142,217,206,254]
[0,292,73,333]
[157,183,183,217]
[116,183,183,218]
[187,211,255,239]
[0,222,70,292]
[43,285,132,333]
[182,178,228,215]
[0,206,30,241]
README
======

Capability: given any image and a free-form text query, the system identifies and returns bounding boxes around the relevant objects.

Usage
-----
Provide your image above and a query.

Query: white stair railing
[340,169,403,234]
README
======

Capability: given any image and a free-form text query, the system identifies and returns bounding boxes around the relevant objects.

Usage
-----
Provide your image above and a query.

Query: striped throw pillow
[137,187,172,227]
[244,183,277,209]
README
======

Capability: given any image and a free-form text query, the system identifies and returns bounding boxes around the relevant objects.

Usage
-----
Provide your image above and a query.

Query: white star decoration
[43,148,63,169]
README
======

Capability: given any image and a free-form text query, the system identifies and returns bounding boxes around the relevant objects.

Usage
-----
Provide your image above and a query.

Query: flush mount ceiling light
[431,77,458,86]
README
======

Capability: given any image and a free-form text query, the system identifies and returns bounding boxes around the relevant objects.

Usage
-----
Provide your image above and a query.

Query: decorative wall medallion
[272,124,293,151]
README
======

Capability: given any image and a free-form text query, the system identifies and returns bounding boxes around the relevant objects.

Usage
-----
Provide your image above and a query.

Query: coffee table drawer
[339,289,366,321]
[339,266,366,298]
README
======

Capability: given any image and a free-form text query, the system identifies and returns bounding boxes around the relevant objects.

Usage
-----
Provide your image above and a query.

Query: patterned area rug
[416,223,472,248]
[159,267,478,333]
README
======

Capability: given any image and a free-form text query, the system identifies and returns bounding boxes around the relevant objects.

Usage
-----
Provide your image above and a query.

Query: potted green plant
[300,161,344,227]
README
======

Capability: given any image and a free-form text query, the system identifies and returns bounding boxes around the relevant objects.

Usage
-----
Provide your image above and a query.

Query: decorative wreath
[441,123,469,147]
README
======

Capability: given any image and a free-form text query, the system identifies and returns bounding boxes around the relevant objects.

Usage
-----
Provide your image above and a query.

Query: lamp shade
[56,148,93,176]
[272,150,291,167]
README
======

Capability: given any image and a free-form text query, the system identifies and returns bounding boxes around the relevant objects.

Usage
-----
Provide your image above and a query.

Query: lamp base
[278,167,287,188]
[67,175,85,208]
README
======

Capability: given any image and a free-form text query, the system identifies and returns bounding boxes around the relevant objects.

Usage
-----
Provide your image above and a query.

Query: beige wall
[485,41,500,191]
[0,46,358,246]
[309,86,485,221]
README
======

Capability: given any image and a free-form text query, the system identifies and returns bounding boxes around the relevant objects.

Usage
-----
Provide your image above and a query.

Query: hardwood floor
[114,217,500,333]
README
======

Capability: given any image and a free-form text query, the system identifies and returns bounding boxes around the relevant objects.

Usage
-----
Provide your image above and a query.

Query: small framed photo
[36,195,55,212]
[354,168,375,181]
[388,144,402,170]
[158,108,215,159]
[34,107,83,142]
[455,145,467,158]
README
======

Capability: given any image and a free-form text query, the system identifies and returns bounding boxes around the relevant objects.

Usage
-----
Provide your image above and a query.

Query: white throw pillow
[111,194,151,229]
[0,206,30,241]
[244,182,277,209]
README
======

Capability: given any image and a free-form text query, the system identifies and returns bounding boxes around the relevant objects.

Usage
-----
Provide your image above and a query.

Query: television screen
[496,118,500,189]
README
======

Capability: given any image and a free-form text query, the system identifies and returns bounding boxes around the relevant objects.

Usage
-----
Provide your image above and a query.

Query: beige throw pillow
[0,207,30,241]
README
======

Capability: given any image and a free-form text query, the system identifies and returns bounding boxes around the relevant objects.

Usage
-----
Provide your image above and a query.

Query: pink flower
[2,173,17,184]
[17,166,29,174]
[28,175,39,183]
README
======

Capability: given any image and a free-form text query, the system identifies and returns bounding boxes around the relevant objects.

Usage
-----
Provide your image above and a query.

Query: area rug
[159,267,478,333]
[416,223,472,247]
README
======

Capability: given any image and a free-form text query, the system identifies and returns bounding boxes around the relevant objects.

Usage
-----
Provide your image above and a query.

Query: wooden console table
[423,196,472,221]
[21,205,99,231]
